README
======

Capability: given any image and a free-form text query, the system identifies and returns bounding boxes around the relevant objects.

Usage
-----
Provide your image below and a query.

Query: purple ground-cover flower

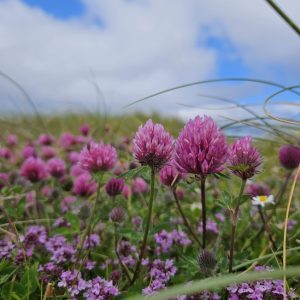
[46,235,76,263]
[227,266,296,299]
[84,276,120,300]
[143,258,177,295]
[58,270,88,299]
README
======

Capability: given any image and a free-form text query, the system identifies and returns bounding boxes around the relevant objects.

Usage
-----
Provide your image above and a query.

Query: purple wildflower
[79,141,117,173]
[61,196,76,213]
[38,134,54,146]
[68,151,80,165]
[228,136,262,180]
[84,276,119,300]
[21,144,37,159]
[0,173,9,190]
[132,119,174,170]
[22,226,47,253]
[105,178,125,197]
[6,134,18,147]
[0,239,15,259]
[47,158,66,178]
[20,157,48,182]
[39,262,63,283]
[159,162,183,186]
[60,133,77,150]
[58,270,88,299]
[143,259,177,295]
[131,177,147,194]
[198,219,219,234]
[110,207,126,223]
[175,116,228,178]
[80,123,90,136]
[40,146,57,160]
[46,235,76,263]
[247,183,271,197]
[83,234,101,249]
[279,145,300,169]
[72,173,97,196]
[0,147,12,160]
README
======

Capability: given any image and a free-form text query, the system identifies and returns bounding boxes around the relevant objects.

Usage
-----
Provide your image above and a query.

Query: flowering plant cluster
[0,116,299,299]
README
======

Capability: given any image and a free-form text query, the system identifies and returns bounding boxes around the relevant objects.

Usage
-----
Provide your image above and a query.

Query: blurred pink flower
[38,134,54,146]
[20,157,48,182]
[80,124,90,136]
[279,145,300,170]
[132,177,148,194]
[79,141,117,173]
[72,173,97,196]
[47,158,66,178]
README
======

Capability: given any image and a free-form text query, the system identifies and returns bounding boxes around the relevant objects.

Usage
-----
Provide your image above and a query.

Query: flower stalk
[228,179,246,273]
[114,223,132,283]
[76,180,101,266]
[172,187,201,247]
[200,177,207,249]
[130,167,155,286]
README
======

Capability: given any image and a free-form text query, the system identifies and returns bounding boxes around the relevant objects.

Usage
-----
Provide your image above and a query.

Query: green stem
[172,188,202,248]
[200,177,206,249]
[130,167,156,286]
[258,206,278,251]
[228,179,247,273]
[75,182,101,266]
[265,0,300,36]
[114,224,132,283]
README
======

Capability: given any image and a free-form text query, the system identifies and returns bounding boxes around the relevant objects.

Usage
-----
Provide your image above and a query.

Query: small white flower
[252,195,275,207]
[191,202,201,211]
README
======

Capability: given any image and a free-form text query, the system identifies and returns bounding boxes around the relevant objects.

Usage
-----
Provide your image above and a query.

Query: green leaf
[65,212,80,231]
[20,266,38,298]
[1,282,23,300]
[15,198,26,218]
[213,173,231,180]
[118,166,149,180]
[0,266,17,285]
[125,266,300,300]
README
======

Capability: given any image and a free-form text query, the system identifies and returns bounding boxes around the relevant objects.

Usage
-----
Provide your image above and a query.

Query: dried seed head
[198,249,217,277]
[110,207,126,224]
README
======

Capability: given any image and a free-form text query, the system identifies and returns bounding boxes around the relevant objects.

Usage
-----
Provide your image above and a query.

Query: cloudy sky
[0,0,299,121]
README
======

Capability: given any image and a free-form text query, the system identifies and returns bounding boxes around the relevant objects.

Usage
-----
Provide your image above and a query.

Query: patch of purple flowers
[154,229,191,255]
[227,266,296,299]
[143,258,177,295]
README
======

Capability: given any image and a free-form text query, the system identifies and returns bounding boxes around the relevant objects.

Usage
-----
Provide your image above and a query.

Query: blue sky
[22,0,84,19]
[0,0,299,122]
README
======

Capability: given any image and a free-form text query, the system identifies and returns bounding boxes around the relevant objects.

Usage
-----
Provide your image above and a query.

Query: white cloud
[0,0,299,118]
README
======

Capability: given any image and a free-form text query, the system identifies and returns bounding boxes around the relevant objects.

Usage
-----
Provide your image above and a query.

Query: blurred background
[0,0,299,124]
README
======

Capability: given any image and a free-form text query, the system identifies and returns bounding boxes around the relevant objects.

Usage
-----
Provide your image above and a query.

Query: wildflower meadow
[0,108,299,300]
[0,1,300,299]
